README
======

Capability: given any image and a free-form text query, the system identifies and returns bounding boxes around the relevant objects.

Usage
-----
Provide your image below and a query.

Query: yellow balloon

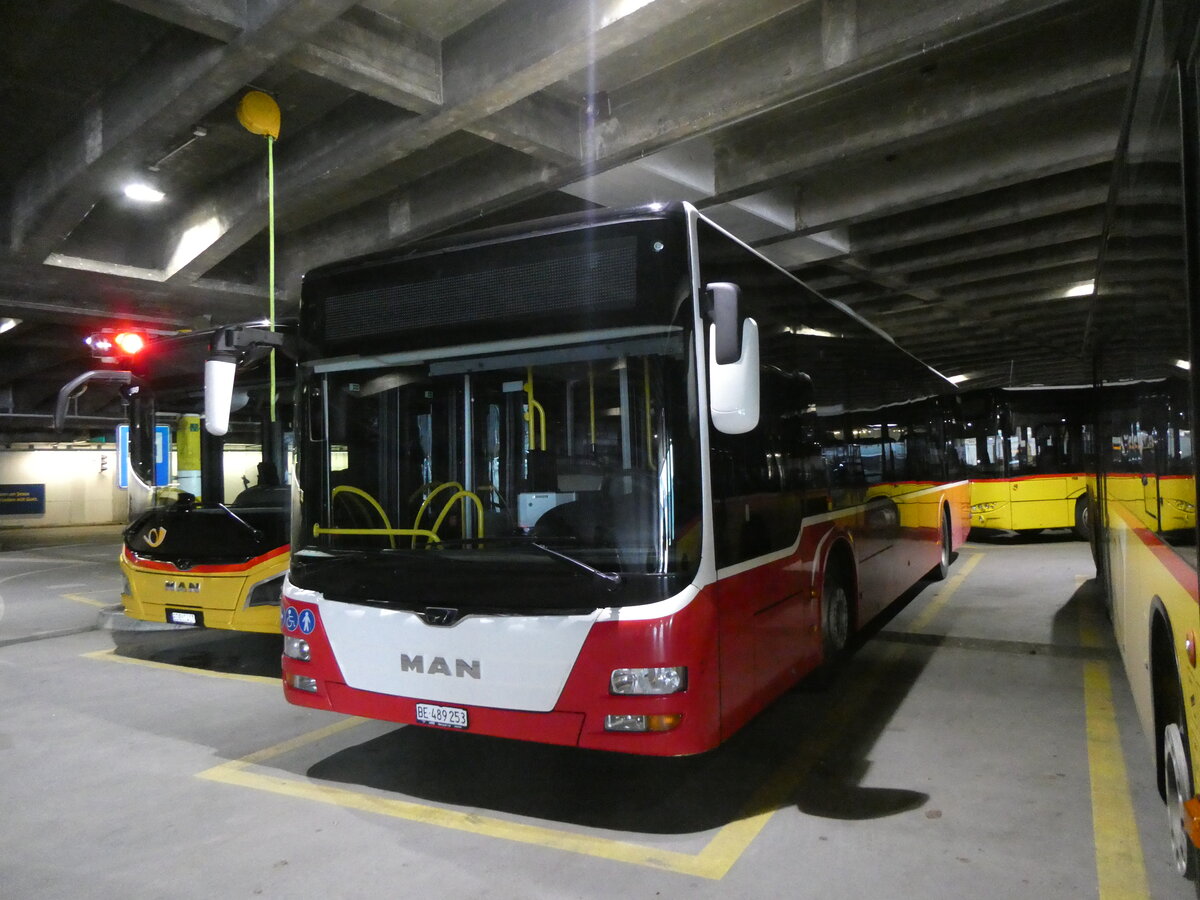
[237,91,281,139]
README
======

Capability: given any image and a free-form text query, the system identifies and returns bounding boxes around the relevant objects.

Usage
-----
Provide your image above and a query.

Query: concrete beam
[11,0,358,259]
[285,7,442,113]
[163,0,728,283]
[789,90,1124,233]
[711,6,1131,200]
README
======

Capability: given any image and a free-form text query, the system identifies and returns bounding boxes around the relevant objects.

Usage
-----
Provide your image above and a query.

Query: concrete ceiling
[0,0,1147,438]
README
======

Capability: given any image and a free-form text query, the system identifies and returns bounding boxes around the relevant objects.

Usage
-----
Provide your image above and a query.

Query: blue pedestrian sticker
[284,606,299,632]
[299,609,316,635]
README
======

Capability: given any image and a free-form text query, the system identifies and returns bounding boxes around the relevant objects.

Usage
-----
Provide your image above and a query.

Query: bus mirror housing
[706,282,760,434]
[204,325,294,436]
[204,356,237,436]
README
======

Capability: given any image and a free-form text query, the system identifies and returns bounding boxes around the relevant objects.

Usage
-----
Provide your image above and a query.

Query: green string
[268,134,276,424]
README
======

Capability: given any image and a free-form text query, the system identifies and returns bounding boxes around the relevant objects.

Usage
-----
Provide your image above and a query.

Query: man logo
[144,527,167,548]
[164,581,200,593]
[400,654,481,679]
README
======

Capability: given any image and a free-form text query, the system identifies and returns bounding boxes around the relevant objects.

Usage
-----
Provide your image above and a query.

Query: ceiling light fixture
[0,317,20,335]
[1064,281,1095,297]
[124,183,165,203]
[1176,359,1191,371]
[946,374,969,384]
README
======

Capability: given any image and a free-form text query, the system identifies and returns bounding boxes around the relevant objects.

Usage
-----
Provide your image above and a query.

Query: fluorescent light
[1176,359,1191,370]
[1065,281,1094,297]
[0,317,20,335]
[124,183,165,203]
[783,326,838,338]
[946,374,969,384]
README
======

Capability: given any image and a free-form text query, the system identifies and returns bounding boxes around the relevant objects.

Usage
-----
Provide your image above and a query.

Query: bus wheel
[927,512,951,581]
[822,567,851,662]
[1073,497,1091,541]
[1164,721,1200,878]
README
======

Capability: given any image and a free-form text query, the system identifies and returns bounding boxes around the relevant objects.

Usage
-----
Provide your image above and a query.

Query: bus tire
[821,564,852,664]
[1164,721,1200,879]
[927,510,952,582]
[1073,496,1091,541]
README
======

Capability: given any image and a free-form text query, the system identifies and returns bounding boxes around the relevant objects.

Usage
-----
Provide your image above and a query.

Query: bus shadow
[968,527,1080,545]
[305,581,939,836]
[110,628,283,679]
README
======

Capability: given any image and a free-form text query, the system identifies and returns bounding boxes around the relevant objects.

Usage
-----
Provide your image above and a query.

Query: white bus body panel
[315,595,599,712]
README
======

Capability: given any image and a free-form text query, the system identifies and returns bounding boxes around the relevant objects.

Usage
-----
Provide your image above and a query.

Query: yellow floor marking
[62,592,109,608]
[906,553,982,633]
[83,648,279,685]
[190,548,990,880]
[1082,659,1149,899]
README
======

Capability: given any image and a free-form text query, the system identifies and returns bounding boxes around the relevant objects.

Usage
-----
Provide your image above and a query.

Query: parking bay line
[90,551,982,879]
[189,597,983,880]
[82,648,279,685]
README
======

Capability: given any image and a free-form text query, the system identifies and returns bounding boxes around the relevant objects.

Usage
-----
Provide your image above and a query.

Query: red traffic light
[86,330,148,360]
[113,331,145,355]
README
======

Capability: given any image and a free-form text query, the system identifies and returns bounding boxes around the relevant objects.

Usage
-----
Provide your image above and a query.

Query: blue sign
[116,425,171,489]
[0,484,45,515]
[299,609,316,635]
[284,607,299,632]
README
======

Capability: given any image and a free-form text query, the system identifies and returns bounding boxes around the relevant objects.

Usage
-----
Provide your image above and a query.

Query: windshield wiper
[216,503,263,541]
[530,541,622,589]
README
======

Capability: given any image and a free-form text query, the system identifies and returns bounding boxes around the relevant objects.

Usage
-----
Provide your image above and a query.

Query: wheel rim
[826,583,849,652]
[1166,727,1193,876]
[941,522,951,569]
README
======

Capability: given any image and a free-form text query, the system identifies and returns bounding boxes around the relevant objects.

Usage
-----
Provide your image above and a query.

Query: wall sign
[0,484,45,515]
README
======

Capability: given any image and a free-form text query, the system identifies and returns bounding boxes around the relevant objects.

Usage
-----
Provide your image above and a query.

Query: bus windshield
[292,328,702,612]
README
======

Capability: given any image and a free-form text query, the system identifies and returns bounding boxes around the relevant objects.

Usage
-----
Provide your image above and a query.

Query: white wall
[0,446,288,529]
[0,448,124,527]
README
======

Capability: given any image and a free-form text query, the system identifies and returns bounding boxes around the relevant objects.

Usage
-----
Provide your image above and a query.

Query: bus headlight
[247,574,285,607]
[604,713,683,732]
[610,666,687,695]
[283,636,310,661]
[1163,498,1196,513]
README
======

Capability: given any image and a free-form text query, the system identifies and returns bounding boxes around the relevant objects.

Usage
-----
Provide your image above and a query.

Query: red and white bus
[250,203,968,755]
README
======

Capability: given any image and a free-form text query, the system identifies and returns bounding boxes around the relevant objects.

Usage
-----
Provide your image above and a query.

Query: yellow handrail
[413,482,463,535]
[525,366,547,451]
[313,526,439,543]
[430,490,485,540]
[332,485,396,548]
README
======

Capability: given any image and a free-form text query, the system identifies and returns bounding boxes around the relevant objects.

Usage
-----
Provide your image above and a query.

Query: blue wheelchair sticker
[299,609,316,635]
[284,606,299,632]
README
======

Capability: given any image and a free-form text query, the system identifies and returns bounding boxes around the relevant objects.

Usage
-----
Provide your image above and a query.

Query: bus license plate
[167,608,203,626]
[415,703,468,730]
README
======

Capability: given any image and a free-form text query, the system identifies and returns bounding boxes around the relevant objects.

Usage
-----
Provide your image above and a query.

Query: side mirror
[203,325,293,436]
[706,282,759,434]
[204,356,237,436]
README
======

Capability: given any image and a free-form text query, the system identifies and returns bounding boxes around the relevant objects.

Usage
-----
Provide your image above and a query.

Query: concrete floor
[0,525,1196,899]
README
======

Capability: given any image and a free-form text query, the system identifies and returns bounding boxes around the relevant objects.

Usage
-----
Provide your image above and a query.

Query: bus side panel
[858,482,967,623]
[1106,491,1200,769]
[1008,474,1086,531]
[710,520,830,740]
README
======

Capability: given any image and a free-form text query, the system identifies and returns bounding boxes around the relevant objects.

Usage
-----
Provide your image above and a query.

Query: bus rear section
[276,203,966,755]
